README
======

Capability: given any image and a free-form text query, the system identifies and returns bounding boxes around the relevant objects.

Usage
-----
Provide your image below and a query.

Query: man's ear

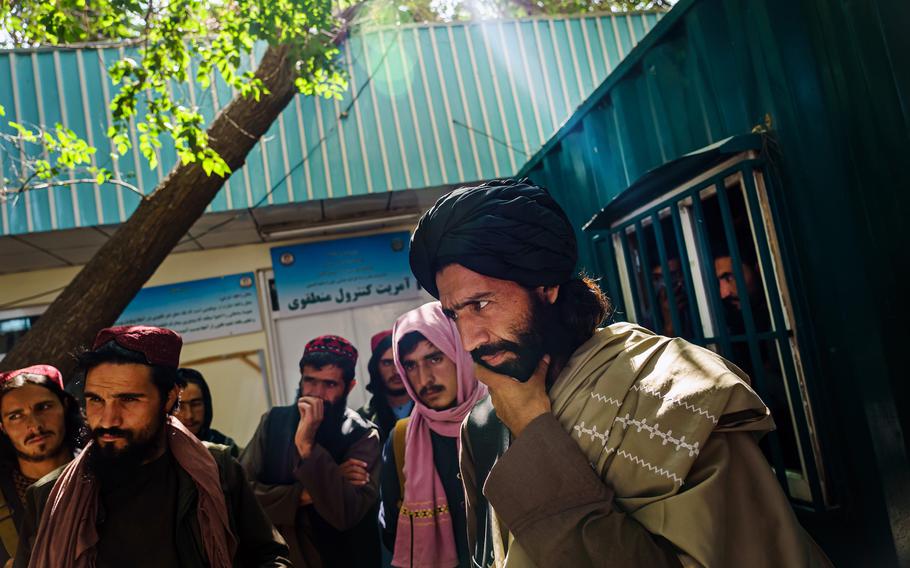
[537,284,560,305]
[345,379,357,396]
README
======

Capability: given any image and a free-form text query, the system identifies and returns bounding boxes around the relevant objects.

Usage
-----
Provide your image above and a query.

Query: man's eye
[7,414,20,421]
[477,300,490,310]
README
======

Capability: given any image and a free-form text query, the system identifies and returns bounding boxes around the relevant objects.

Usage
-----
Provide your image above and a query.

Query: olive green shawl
[498,323,826,567]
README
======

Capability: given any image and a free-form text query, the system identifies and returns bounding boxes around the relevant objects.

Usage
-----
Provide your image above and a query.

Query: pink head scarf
[391,302,487,568]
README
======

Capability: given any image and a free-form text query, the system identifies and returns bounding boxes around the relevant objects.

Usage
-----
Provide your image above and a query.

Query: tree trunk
[0,44,298,378]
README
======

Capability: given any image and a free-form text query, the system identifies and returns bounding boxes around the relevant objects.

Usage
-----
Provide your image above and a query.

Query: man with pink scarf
[379,302,487,568]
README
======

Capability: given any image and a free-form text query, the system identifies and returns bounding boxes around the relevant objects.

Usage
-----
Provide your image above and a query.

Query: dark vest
[463,396,511,568]
[261,405,380,567]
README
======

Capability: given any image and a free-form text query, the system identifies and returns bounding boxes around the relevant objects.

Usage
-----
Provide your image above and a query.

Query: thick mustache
[419,384,444,398]
[25,430,53,443]
[472,341,521,361]
[93,427,131,439]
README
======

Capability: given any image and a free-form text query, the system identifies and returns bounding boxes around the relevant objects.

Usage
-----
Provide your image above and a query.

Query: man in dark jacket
[357,330,414,442]
[241,335,381,567]
[0,365,87,567]
[14,325,289,568]
[176,368,240,456]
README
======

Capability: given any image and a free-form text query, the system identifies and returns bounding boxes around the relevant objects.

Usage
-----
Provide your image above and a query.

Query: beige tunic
[464,323,831,567]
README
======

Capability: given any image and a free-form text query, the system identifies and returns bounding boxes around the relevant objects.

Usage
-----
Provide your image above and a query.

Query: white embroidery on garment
[616,449,684,486]
[630,383,719,424]
[613,414,700,457]
[573,421,610,446]
[571,420,686,486]
[590,391,623,407]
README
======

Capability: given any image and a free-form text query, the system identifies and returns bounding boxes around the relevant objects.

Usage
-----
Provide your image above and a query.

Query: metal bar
[592,233,624,322]
[651,211,683,336]
[741,167,824,508]
[689,192,733,356]
[633,220,662,334]
[671,204,705,345]
[617,227,644,324]
[715,178,791,497]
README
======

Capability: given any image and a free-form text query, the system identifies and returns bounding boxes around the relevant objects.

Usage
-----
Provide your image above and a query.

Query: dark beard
[471,295,555,382]
[385,387,408,397]
[315,395,348,445]
[722,297,746,335]
[88,414,167,480]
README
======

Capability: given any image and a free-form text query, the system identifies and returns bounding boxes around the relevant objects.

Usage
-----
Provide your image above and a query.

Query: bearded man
[409,178,830,568]
[358,330,414,442]
[0,365,87,567]
[14,325,290,568]
[379,302,486,567]
[241,335,381,567]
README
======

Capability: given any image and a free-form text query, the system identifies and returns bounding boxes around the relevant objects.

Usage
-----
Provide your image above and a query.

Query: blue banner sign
[117,272,261,343]
[271,231,418,317]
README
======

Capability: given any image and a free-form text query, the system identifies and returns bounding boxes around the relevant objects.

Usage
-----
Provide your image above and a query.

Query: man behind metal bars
[409,178,830,567]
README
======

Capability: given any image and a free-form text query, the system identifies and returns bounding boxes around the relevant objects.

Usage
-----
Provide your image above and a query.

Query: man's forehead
[85,362,155,391]
[1,385,57,409]
[437,264,508,308]
[401,339,442,360]
[301,364,344,380]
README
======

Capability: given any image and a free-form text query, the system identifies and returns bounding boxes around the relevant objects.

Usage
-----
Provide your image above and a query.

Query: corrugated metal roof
[0,12,661,236]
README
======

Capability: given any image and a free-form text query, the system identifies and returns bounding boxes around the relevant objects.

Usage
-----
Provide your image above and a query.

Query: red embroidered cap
[303,335,358,366]
[370,330,393,353]
[0,364,64,389]
[92,325,183,368]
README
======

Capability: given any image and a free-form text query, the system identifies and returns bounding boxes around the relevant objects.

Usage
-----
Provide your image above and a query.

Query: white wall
[271,293,433,410]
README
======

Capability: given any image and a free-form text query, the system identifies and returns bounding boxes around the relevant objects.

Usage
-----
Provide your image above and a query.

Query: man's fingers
[528,355,551,387]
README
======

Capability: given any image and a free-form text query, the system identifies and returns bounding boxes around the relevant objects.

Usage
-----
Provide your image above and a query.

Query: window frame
[596,152,831,509]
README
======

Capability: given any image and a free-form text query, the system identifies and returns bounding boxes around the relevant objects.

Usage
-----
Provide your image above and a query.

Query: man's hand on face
[339,458,370,486]
[295,396,325,459]
[474,355,551,437]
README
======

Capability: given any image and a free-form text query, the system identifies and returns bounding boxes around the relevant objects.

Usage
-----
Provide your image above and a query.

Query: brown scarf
[28,416,237,568]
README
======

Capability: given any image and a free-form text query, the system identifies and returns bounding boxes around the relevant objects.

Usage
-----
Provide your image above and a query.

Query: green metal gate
[588,146,827,510]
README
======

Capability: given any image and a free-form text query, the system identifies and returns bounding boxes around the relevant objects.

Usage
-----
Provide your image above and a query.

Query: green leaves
[3,0,347,194]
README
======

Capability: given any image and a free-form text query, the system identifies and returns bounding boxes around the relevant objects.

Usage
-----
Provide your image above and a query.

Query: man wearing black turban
[410,178,578,298]
[410,179,829,568]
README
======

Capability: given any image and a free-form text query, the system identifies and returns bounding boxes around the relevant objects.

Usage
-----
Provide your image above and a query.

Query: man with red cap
[358,330,414,442]
[14,325,290,568]
[241,334,382,567]
[0,365,87,567]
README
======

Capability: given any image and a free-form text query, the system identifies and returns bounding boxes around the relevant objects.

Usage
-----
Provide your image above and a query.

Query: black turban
[410,178,578,299]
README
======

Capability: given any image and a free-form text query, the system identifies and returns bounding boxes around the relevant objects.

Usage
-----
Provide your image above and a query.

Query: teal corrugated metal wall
[0,12,662,236]
[517,0,910,565]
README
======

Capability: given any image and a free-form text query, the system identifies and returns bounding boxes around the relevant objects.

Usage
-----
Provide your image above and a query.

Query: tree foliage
[0,0,347,202]
[0,0,671,202]
[357,0,672,26]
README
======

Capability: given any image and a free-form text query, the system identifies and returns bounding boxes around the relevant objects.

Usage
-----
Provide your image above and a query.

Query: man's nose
[456,316,491,353]
[310,382,328,398]
[719,280,734,300]
[96,403,122,428]
[22,413,40,431]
